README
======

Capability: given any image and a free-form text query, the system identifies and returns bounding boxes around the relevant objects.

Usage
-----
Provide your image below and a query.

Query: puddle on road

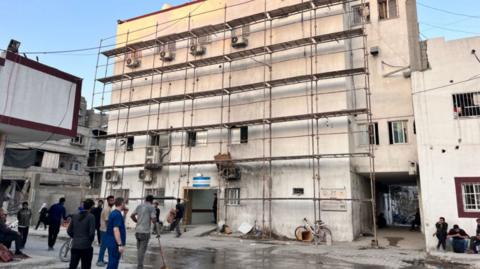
[126,247,390,269]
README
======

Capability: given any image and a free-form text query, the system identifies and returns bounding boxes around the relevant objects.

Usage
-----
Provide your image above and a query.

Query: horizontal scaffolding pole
[97,29,364,84]
[101,0,348,57]
[94,152,370,170]
[99,107,368,139]
[96,67,366,111]
[217,197,373,202]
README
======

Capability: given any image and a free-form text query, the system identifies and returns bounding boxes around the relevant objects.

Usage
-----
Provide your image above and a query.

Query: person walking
[17,202,32,249]
[432,217,448,251]
[48,197,67,250]
[91,200,103,245]
[152,201,161,235]
[130,195,156,269]
[96,196,114,267]
[67,199,96,269]
[35,202,48,230]
[212,193,217,224]
[104,197,127,269]
[171,199,185,237]
[0,208,25,255]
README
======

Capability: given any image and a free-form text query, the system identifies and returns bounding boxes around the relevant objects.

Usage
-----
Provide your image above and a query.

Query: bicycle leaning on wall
[295,217,332,246]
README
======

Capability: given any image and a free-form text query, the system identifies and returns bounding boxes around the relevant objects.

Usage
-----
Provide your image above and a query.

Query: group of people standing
[0,195,185,269]
[433,217,480,253]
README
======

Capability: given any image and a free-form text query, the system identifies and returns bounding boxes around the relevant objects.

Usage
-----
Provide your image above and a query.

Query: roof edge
[123,0,206,23]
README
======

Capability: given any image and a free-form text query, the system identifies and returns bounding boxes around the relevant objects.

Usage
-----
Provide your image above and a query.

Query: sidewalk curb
[2,256,58,269]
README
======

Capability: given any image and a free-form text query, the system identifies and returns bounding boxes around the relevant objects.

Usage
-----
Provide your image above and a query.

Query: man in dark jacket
[173,199,185,237]
[67,199,95,269]
[17,202,32,249]
[0,208,24,255]
[48,197,67,250]
[432,217,448,250]
[447,224,470,253]
[90,200,103,245]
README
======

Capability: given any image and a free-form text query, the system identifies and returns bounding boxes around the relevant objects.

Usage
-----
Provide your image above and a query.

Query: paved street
[3,227,479,269]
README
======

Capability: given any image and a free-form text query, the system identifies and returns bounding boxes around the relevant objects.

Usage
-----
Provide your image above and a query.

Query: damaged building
[92,0,424,242]
[0,97,107,221]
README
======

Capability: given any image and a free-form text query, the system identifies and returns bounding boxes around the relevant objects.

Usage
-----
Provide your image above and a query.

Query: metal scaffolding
[91,0,377,243]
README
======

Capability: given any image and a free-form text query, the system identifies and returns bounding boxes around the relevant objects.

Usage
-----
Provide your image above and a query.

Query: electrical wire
[417,2,480,19]
[412,74,480,95]
[420,21,480,36]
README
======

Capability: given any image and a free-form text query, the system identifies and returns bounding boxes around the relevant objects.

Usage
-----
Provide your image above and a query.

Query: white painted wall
[412,36,480,251]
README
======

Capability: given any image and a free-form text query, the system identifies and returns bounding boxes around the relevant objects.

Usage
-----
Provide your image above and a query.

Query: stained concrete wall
[101,0,419,242]
[412,36,480,251]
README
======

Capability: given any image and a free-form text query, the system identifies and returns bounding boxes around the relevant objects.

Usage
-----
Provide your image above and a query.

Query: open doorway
[184,188,217,225]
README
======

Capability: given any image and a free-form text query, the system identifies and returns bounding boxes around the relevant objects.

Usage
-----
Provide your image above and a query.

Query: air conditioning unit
[190,44,205,56]
[105,170,120,183]
[126,51,141,68]
[231,36,248,48]
[160,50,175,62]
[138,169,156,183]
[145,146,163,169]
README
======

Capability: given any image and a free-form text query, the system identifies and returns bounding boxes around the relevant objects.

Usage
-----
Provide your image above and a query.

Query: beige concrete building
[94,0,422,242]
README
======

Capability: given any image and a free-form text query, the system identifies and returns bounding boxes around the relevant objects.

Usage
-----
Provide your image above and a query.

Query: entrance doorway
[184,188,217,225]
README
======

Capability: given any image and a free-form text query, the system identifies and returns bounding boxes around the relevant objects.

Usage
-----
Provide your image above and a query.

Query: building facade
[412,36,480,250]
[95,0,421,241]
[1,97,107,221]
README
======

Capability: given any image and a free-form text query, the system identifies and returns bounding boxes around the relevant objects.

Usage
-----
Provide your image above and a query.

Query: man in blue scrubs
[104,197,127,269]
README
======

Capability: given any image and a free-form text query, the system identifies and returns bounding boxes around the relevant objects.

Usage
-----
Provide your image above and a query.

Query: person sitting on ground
[469,218,480,253]
[410,208,421,231]
[0,208,25,255]
[377,213,387,229]
[433,217,448,251]
[447,224,470,253]
[471,233,480,254]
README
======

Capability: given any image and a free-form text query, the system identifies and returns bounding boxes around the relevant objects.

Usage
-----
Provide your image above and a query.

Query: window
[378,0,397,20]
[453,92,480,118]
[455,177,480,217]
[358,122,379,145]
[293,188,304,195]
[352,3,370,24]
[145,188,166,206]
[110,189,130,203]
[388,121,408,144]
[70,135,84,146]
[150,134,169,148]
[230,126,248,144]
[70,161,81,171]
[225,188,240,205]
[187,131,207,147]
[126,136,134,151]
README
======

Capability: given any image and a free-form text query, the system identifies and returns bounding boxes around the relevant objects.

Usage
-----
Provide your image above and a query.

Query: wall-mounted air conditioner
[160,50,175,62]
[231,26,249,49]
[126,50,141,68]
[145,146,163,169]
[105,170,120,183]
[138,169,156,183]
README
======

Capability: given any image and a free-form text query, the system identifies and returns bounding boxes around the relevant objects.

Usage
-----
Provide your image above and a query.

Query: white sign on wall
[320,187,347,212]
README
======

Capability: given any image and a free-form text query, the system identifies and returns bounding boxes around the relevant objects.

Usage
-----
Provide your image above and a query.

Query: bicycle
[59,237,73,262]
[295,217,332,246]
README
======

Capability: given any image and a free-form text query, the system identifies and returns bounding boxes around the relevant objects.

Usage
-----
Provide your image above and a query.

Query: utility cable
[417,2,480,19]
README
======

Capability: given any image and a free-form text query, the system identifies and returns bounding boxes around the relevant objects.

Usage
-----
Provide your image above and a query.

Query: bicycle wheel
[59,239,71,262]
[294,226,306,241]
[318,227,333,246]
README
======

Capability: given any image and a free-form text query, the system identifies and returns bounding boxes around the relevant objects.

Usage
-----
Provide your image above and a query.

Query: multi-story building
[1,97,107,221]
[412,36,480,250]
[94,0,422,241]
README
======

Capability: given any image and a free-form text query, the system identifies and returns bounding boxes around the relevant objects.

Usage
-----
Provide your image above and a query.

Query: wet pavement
[124,246,467,269]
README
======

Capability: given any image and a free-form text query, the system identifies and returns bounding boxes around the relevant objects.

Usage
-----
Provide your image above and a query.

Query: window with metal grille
[293,188,304,195]
[110,189,130,203]
[126,136,134,151]
[453,92,480,118]
[225,188,240,205]
[462,183,480,211]
[388,120,408,144]
[358,122,379,145]
[186,131,208,147]
[352,3,370,25]
[378,0,397,20]
[150,134,169,148]
[145,188,166,206]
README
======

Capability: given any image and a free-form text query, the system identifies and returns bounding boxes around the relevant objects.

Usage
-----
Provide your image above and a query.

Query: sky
[1,0,479,107]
